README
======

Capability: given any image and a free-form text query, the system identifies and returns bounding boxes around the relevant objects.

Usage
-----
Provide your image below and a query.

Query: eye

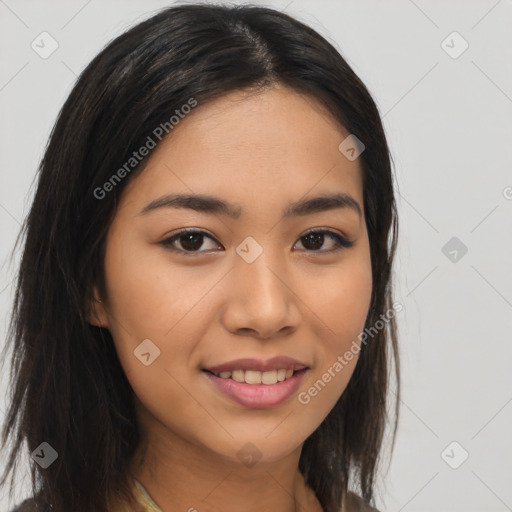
[160,228,354,255]
[160,228,220,254]
[293,229,354,253]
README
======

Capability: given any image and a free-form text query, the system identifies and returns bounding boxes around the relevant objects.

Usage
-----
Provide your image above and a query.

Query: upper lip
[204,356,309,374]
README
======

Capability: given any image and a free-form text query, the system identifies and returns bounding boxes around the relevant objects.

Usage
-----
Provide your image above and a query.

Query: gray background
[1,1,511,510]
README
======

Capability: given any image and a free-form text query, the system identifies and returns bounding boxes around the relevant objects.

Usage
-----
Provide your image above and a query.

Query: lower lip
[203,369,308,408]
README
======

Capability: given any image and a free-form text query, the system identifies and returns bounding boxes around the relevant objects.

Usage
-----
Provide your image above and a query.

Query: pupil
[181,233,203,251]
[303,233,323,250]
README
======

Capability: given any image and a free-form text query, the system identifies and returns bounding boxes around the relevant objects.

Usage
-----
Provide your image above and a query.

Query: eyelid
[159,227,354,255]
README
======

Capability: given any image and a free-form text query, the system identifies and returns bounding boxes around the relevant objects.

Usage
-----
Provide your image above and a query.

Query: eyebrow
[138,192,362,219]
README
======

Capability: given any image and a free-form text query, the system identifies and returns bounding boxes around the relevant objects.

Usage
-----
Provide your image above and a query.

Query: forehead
[120,85,364,215]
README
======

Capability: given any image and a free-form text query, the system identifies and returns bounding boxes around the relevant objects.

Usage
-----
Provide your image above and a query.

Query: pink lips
[202,356,310,408]
[203,369,308,408]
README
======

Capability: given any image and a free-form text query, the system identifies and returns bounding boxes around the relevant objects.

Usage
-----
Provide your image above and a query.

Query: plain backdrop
[1,1,511,511]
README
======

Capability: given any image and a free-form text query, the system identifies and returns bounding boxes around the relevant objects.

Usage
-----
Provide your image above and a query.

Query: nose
[220,250,302,340]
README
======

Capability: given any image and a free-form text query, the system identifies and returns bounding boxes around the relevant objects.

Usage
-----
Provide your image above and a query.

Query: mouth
[202,367,309,409]
[202,356,310,407]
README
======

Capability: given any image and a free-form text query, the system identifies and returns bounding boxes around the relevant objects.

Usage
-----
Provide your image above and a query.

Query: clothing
[128,479,381,512]
[8,478,380,512]
[120,478,162,512]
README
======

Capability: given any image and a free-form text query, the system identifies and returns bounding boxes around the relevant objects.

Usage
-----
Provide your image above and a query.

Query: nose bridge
[222,239,300,337]
[237,242,286,310]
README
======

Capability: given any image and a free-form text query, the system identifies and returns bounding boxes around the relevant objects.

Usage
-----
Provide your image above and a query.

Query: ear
[87,286,110,328]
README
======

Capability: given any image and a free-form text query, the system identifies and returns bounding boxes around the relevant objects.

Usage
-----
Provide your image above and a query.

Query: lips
[203,368,309,408]
[202,356,310,407]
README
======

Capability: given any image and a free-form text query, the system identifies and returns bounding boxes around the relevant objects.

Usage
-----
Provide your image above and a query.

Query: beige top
[10,478,378,511]
[125,478,379,512]
[121,479,163,512]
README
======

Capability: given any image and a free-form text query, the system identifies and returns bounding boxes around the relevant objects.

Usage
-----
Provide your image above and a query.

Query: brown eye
[160,229,221,254]
[300,232,325,251]
[294,230,354,253]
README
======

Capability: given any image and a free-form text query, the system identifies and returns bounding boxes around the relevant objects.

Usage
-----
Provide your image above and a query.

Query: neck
[128,407,322,512]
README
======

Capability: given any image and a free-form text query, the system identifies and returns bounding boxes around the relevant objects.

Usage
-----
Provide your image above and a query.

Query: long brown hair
[0,4,400,511]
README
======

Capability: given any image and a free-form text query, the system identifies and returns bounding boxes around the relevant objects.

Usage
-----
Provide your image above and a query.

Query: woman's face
[91,84,372,466]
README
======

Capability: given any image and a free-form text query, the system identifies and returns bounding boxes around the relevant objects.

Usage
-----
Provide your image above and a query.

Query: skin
[89,84,372,512]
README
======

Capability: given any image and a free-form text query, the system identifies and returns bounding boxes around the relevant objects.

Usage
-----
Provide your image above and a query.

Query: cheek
[101,232,215,339]
[100,236,219,401]
[296,249,372,413]
[316,268,372,335]
[100,240,209,436]
[306,247,373,347]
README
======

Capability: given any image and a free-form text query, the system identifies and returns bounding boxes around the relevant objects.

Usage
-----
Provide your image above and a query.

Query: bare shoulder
[344,491,381,512]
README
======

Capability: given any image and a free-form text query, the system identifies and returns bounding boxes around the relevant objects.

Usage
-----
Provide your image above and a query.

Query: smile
[203,368,309,408]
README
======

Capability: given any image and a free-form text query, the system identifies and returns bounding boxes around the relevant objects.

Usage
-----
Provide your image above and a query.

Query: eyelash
[159,228,354,256]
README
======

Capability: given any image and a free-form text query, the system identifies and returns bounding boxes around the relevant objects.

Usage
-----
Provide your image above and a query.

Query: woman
[1,3,400,511]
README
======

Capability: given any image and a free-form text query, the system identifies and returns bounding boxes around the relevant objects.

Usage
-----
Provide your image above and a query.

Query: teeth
[214,368,300,385]
[232,370,244,382]
[245,370,262,384]
[261,370,277,385]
